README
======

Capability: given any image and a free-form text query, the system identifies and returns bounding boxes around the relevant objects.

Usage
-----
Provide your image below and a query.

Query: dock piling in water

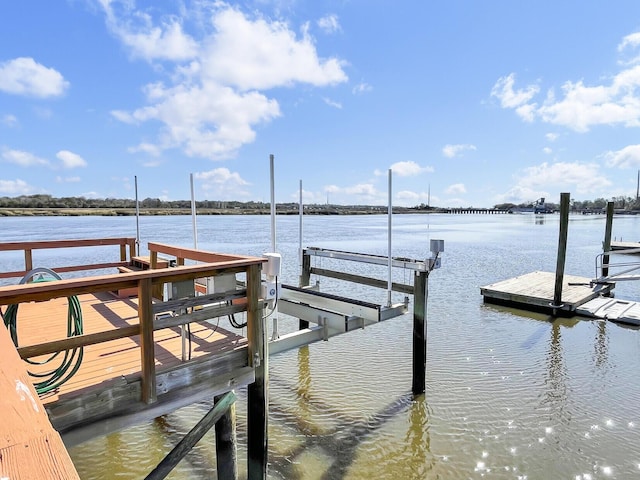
[552,193,570,314]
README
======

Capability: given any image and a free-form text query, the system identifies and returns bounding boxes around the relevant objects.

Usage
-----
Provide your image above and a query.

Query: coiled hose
[2,268,84,395]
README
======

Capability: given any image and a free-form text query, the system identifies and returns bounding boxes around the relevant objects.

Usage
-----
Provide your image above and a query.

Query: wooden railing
[0,255,265,405]
[0,237,137,280]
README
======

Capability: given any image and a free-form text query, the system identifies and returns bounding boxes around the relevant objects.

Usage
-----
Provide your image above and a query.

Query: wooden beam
[246,263,268,480]
[0,237,137,252]
[149,242,254,264]
[0,260,264,305]
[144,391,237,480]
[18,324,140,359]
[139,277,157,404]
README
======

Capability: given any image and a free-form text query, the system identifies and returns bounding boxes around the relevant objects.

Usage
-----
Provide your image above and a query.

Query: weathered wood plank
[0,322,79,479]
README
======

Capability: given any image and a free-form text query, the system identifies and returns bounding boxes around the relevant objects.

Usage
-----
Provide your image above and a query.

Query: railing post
[246,263,268,480]
[138,277,157,404]
[120,243,127,262]
[25,249,33,272]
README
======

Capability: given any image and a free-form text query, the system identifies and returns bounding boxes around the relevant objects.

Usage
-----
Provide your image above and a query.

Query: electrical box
[430,239,444,254]
[261,281,279,300]
[169,280,195,300]
[263,253,282,278]
[205,274,237,294]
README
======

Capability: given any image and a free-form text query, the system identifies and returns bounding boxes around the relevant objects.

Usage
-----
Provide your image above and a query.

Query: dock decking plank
[480,271,613,313]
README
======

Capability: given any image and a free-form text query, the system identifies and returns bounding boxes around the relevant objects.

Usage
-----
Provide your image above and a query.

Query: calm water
[2,213,640,479]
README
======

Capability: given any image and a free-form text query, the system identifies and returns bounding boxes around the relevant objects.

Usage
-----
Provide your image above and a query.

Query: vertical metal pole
[552,193,570,314]
[299,180,303,270]
[602,201,614,279]
[269,155,279,340]
[247,264,268,480]
[387,169,392,307]
[135,175,140,256]
[270,155,276,252]
[412,271,428,395]
[190,173,198,249]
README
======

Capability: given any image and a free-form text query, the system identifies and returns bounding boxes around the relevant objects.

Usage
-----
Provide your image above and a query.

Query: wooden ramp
[480,271,614,314]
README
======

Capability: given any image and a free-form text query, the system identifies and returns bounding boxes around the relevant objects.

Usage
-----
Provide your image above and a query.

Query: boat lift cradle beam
[270,284,408,356]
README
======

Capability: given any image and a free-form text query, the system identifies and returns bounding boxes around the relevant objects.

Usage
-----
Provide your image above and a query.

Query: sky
[3,1,640,208]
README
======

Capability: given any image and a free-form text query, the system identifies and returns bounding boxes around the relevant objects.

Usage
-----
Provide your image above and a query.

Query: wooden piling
[215,392,238,480]
[602,202,614,278]
[247,263,268,480]
[412,271,428,395]
[552,193,570,313]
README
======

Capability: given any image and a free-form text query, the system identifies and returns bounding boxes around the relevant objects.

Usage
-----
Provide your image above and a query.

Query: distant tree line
[1,194,638,212]
[0,194,392,212]
[493,196,640,212]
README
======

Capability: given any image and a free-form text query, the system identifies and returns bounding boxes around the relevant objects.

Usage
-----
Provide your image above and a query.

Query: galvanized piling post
[299,251,310,330]
[412,270,428,395]
[552,193,570,315]
[602,202,614,279]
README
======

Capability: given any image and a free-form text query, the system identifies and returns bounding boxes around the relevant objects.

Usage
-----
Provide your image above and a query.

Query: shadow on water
[266,346,427,480]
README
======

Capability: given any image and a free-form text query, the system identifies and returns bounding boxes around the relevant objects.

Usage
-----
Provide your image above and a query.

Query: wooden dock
[480,271,614,314]
[610,240,640,252]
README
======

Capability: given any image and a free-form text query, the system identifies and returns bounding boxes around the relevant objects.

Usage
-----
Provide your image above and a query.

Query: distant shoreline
[0,207,436,217]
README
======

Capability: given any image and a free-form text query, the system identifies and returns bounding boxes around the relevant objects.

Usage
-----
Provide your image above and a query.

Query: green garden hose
[2,268,84,395]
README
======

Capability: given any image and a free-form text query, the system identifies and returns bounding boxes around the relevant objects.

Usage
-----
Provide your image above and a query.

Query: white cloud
[604,144,640,168]
[1,114,18,127]
[396,190,433,206]
[1,148,49,167]
[317,14,341,34]
[194,167,251,199]
[352,82,373,95]
[101,4,197,61]
[442,144,477,158]
[0,57,69,98]
[56,150,88,168]
[500,162,612,202]
[375,161,433,177]
[543,147,552,155]
[55,176,81,183]
[445,183,466,195]
[108,3,347,160]
[201,8,348,91]
[323,97,342,109]
[545,132,559,142]
[492,56,640,131]
[0,179,33,194]
[321,183,384,204]
[490,73,539,109]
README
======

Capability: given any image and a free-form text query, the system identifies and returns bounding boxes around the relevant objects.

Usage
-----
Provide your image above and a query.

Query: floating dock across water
[480,271,613,315]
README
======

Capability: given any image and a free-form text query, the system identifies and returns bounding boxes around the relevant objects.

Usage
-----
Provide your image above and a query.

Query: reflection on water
[3,214,640,478]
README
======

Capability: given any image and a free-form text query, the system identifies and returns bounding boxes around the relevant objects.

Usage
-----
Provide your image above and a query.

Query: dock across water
[480,271,613,314]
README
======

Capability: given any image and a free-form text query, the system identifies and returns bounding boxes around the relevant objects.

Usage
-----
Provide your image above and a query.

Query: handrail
[595,251,640,282]
[0,254,265,404]
[0,237,137,280]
